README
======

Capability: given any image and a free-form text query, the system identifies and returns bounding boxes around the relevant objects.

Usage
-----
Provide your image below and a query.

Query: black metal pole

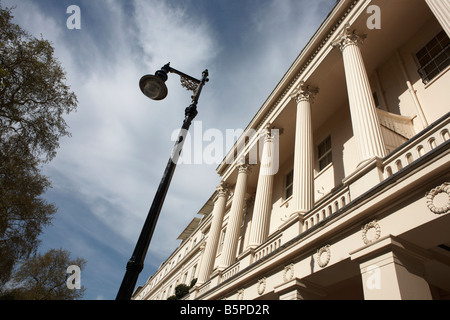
[116,69,209,300]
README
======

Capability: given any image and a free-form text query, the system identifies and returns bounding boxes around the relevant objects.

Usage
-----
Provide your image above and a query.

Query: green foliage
[3,248,86,300]
[0,140,56,287]
[0,5,77,163]
[0,4,79,294]
[174,284,190,299]
[166,278,198,300]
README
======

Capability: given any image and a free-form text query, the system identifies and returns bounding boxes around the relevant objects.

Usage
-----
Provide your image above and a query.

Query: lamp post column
[116,68,209,300]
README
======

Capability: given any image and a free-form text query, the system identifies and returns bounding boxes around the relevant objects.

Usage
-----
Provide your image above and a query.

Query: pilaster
[351,236,433,300]
[274,278,327,300]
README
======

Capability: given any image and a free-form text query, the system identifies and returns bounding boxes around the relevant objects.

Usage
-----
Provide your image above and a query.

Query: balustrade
[382,114,450,179]
[303,188,350,231]
[220,262,240,282]
[253,233,283,263]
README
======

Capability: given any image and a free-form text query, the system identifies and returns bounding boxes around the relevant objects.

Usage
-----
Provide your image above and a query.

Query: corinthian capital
[216,183,229,198]
[331,23,367,52]
[237,164,252,174]
[290,81,319,104]
[261,124,273,143]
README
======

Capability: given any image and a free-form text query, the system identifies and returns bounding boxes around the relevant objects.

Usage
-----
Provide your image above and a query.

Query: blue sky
[3,0,336,300]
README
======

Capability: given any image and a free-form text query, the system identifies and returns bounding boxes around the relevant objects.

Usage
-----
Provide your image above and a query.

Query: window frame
[416,30,450,84]
[284,169,293,200]
[317,135,333,172]
[217,228,226,254]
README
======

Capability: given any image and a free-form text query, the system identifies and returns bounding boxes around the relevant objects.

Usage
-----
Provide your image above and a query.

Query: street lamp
[116,63,209,300]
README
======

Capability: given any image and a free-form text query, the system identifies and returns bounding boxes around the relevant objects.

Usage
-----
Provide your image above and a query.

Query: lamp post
[116,63,209,300]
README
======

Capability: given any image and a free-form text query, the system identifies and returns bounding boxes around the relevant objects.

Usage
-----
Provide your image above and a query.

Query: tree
[0,5,78,163]
[0,141,56,288]
[4,248,86,300]
[167,284,191,300]
[0,4,78,289]
[166,279,197,300]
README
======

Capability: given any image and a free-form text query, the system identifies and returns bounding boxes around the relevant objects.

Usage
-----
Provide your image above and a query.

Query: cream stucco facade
[133,0,450,300]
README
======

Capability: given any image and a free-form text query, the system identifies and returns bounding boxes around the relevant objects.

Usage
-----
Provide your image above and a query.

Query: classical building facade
[133,0,450,300]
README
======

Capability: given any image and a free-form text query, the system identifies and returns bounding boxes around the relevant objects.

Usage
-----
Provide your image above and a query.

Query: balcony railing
[220,261,240,282]
[303,187,351,231]
[253,232,283,263]
[382,113,450,179]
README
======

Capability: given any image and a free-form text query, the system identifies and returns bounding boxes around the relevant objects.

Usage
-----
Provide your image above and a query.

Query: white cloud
[48,1,219,258]
[3,0,337,298]
[133,0,218,72]
[4,0,218,254]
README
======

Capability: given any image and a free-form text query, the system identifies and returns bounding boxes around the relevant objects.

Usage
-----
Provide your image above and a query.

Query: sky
[3,0,337,300]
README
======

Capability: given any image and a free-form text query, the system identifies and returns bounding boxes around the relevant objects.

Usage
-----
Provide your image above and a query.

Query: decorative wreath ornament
[317,245,331,268]
[362,220,381,245]
[426,183,450,215]
[236,289,244,300]
[257,278,266,295]
[283,263,295,282]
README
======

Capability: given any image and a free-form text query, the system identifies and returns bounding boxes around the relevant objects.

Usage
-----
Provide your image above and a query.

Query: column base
[278,210,306,236]
[342,156,384,199]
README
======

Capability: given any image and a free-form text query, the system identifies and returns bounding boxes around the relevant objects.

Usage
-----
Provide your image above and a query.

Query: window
[373,92,380,109]
[218,228,226,253]
[285,170,293,199]
[318,136,332,171]
[416,30,449,84]
[191,264,197,281]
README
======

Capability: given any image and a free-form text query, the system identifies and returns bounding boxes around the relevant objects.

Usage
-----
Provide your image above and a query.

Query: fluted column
[248,126,276,249]
[332,24,386,165]
[196,184,229,284]
[425,0,450,38]
[218,164,251,269]
[291,81,317,214]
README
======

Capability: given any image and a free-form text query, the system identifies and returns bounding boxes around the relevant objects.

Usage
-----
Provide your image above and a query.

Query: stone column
[218,164,251,269]
[425,0,450,38]
[332,24,386,165]
[248,126,276,249]
[291,81,318,214]
[196,184,229,285]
